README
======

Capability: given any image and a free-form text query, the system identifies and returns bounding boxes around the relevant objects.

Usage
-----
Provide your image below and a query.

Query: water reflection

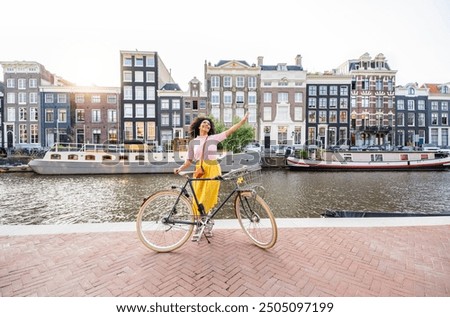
[1,170,450,225]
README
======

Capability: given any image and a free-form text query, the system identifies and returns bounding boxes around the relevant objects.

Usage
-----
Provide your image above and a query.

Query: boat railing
[48,143,83,152]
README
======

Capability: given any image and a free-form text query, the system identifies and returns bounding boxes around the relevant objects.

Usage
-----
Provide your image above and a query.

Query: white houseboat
[28,143,260,175]
[286,149,450,171]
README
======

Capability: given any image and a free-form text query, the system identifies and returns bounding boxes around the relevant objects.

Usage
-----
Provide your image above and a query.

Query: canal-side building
[394,83,428,147]
[0,61,71,150]
[204,59,260,141]
[305,72,352,149]
[40,86,72,147]
[422,82,450,147]
[71,86,120,145]
[157,82,183,151]
[39,86,121,147]
[182,77,208,138]
[259,55,307,148]
[120,50,174,146]
[334,53,397,147]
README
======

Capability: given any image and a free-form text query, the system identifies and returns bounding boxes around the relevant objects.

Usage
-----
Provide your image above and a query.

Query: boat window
[50,154,61,160]
[343,154,352,162]
[102,155,113,161]
[85,155,96,161]
[371,154,383,162]
[421,154,429,160]
[400,154,408,161]
[136,155,145,161]
[68,154,78,160]
[119,155,129,161]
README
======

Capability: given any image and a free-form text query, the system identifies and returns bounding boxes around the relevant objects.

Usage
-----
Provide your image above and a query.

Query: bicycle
[136,165,278,252]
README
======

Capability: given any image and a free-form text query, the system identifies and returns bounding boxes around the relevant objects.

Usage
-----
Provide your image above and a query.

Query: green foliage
[210,116,254,153]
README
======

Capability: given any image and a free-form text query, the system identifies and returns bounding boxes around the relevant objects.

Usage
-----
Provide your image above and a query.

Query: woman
[175,112,249,217]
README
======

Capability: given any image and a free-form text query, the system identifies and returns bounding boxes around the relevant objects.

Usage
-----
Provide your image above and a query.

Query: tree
[210,116,254,153]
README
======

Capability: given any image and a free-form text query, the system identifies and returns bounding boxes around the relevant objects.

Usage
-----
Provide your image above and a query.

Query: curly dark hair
[189,117,216,138]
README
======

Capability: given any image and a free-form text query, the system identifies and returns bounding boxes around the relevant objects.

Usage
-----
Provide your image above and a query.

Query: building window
[340,111,347,123]
[161,114,169,126]
[407,113,415,126]
[146,86,155,100]
[123,57,132,66]
[236,92,244,104]
[135,71,144,82]
[340,86,348,96]
[124,104,133,118]
[123,71,132,82]
[45,94,54,103]
[135,86,144,100]
[248,77,256,88]
[442,113,448,125]
[76,94,85,103]
[19,124,27,143]
[6,78,15,88]
[294,107,303,121]
[277,92,288,103]
[308,111,316,123]
[329,98,338,108]
[29,78,37,88]
[146,104,155,118]
[319,111,327,123]
[146,71,155,82]
[248,92,257,105]
[224,108,232,123]
[107,95,117,104]
[418,113,425,127]
[18,92,27,104]
[135,104,144,118]
[19,107,27,121]
[329,111,337,123]
[407,100,415,111]
[211,92,220,105]
[29,92,38,104]
[236,76,244,88]
[172,99,181,110]
[57,94,67,103]
[211,76,220,88]
[224,92,232,105]
[135,57,144,67]
[92,109,101,123]
[294,92,303,103]
[223,76,231,87]
[30,107,38,121]
[161,99,169,110]
[308,98,316,108]
[263,92,272,103]
[330,86,338,95]
[124,86,132,100]
[7,93,15,104]
[308,86,317,96]
[146,56,155,67]
[76,109,85,122]
[397,113,405,126]
[107,109,117,123]
[18,78,26,89]
[431,113,438,125]
[319,86,327,95]
[319,98,327,108]
[263,107,272,121]
[431,101,439,111]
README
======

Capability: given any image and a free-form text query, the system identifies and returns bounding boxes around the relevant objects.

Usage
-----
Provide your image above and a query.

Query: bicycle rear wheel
[136,190,195,252]
[234,191,277,249]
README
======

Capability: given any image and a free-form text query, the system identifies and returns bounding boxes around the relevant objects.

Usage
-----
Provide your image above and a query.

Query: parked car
[270,145,287,156]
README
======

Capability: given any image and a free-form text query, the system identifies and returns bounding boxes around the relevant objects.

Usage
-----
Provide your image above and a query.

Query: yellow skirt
[192,160,221,215]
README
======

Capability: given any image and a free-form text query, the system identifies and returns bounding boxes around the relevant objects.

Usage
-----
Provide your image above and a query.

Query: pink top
[188,132,227,161]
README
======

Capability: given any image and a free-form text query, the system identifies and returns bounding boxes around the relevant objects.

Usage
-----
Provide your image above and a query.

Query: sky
[1,0,449,91]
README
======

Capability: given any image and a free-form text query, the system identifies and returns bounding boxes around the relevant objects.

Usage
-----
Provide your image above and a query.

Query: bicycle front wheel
[136,190,195,252]
[234,191,278,249]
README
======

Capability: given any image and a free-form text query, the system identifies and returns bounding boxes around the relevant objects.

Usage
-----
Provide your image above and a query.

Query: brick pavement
[0,220,449,297]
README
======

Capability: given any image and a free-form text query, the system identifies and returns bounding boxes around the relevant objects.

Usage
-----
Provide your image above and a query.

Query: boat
[286,149,450,171]
[28,143,260,175]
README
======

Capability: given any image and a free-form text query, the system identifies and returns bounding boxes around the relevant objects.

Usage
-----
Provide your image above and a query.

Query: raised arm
[224,112,249,137]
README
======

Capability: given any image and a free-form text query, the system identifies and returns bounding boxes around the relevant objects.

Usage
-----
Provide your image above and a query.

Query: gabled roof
[215,60,250,67]
[160,83,181,91]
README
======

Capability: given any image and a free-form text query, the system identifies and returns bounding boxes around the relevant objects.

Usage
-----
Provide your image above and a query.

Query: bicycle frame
[165,175,247,226]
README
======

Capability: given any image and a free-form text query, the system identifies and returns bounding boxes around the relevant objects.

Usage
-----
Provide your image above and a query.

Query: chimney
[295,54,302,67]
[257,56,264,66]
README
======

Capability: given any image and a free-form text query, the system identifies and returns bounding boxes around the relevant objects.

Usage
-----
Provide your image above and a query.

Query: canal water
[1,169,450,225]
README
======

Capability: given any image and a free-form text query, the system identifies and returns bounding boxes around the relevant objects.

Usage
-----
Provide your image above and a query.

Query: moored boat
[286,149,450,171]
[28,143,260,175]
